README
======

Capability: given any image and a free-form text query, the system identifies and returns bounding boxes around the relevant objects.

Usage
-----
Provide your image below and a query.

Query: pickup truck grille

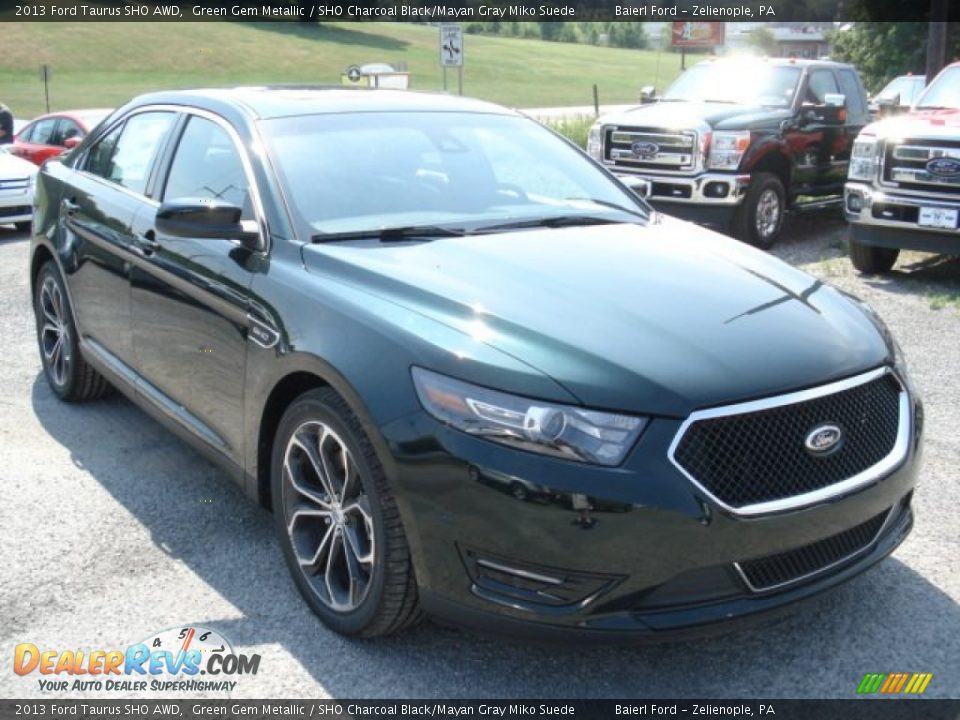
[883,139,960,195]
[605,127,697,172]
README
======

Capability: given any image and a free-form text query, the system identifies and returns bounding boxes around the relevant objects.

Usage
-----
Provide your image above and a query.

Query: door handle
[134,230,160,256]
[62,198,80,215]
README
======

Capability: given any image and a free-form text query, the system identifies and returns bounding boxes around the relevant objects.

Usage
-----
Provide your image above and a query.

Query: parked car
[869,74,926,118]
[11,109,112,165]
[0,145,37,232]
[31,87,921,641]
[587,58,871,248]
[845,62,960,273]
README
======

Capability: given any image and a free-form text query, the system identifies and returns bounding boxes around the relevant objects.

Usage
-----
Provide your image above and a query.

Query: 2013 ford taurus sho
[30,88,922,641]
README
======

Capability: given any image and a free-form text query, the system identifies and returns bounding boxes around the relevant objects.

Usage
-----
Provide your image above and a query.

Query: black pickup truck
[587,58,871,247]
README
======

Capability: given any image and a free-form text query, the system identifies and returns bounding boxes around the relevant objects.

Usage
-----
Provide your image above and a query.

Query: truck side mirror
[639,86,658,104]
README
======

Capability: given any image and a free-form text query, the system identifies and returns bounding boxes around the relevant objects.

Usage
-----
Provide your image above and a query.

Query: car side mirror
[802,94,847,125]
[156,198,261,249]
[63,136,82,150]
[875,93,899,108]
[639,86,658,104]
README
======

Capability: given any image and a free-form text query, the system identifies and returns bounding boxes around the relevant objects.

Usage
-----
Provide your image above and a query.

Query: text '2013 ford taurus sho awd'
[30,88,921,641]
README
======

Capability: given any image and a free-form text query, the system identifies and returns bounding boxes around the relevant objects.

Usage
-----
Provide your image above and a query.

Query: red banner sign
[671,22,726,48]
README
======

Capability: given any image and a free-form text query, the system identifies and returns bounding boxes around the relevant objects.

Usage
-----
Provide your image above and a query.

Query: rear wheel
[34,261,112,402]
[731,173,786,250]
[271,387,421,637]
[849,236,899,274]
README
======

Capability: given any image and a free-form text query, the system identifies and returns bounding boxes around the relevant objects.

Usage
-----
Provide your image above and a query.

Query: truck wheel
[731,173,785,250]
[849,236,899,274]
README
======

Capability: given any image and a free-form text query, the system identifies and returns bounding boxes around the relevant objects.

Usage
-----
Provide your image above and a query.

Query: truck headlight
[413,367,648,466]
[587,124,604,162]
[848,137,879,181]
[707,131,750,170]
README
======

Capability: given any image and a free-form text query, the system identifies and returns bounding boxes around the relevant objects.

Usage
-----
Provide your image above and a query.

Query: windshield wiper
[310,224,467,243]
[473,215,626,234]
[561,197,649,220]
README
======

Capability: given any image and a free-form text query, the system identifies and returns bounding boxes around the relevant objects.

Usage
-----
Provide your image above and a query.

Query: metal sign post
[439,25,463,95]
[40,64,51,113]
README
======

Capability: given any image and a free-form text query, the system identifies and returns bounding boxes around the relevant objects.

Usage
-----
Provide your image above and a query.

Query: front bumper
[0,179,34,224]
[845,182,960,255]
[383,373,923,642]
[615,171,748,229]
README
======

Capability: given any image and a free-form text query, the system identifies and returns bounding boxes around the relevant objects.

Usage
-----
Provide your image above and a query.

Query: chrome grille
[883,139,960,195]
[605,127,697,172]
[0,177,31,193]
[670,370,907,515]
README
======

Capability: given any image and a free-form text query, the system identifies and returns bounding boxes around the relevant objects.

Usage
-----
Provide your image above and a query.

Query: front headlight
[848,136,879,181]
[412,367,648,466]
[707,131,751,170]
[587,124,604,162]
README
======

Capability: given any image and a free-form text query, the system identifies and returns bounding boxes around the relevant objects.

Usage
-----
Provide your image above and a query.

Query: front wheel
[849,235,899,274]
[731,173,786,250]
[271,388,421,637]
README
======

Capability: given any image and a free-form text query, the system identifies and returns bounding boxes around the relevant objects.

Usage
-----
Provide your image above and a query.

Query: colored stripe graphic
[857,672,932,694]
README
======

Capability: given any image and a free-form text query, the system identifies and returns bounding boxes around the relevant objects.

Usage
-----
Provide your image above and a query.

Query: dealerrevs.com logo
[13,626,260,693]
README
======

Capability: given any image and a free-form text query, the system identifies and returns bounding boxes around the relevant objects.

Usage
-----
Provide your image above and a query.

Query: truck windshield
[914,66,960,110]
[663,63,801,108]
[261,111,650,238]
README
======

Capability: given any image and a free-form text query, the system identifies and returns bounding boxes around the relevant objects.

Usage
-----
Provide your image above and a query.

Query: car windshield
[662,63,801,107]
[915,66,960,110]
[260,111,650,238]
[876,76,924,104]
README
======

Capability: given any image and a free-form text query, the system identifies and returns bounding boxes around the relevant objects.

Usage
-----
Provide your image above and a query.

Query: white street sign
[439,25,463,68]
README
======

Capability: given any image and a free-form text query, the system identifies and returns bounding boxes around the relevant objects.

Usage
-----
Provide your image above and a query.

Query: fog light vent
[459,546,622,612]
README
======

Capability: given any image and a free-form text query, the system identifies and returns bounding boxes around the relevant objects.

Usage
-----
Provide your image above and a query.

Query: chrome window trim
[74,103,271,254]
[667,366,910,517]
[733,505,896,593]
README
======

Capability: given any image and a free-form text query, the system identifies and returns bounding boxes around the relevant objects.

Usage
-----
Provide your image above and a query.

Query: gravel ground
[0,214,957,700]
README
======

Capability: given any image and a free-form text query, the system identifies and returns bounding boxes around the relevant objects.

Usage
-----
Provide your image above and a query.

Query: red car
[11,109,112,165]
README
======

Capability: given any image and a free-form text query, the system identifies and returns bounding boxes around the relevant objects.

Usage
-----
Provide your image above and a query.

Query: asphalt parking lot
[0,214,958,700]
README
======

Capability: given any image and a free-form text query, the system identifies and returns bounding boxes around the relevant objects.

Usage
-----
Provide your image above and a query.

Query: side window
[837,70,866,117]
[59,119,84,143]
[162,116,251,218]
[29,118,58,146]
[17,123,34,142]
[805,70,840,105]
[87,111,175,194]
[85,123,123,179]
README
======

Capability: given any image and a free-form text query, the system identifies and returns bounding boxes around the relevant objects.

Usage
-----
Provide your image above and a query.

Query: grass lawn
[2,21,683,118]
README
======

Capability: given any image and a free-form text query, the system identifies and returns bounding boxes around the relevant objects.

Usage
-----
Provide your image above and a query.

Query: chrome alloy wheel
[39,276,72,387]
[282,421,375,613]
[755,188,782,241]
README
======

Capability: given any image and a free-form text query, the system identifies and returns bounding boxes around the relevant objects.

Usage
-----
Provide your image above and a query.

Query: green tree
[748,27,779,56]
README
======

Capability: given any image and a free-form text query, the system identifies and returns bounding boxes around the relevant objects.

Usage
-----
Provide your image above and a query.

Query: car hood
[599,101,791,131]
[862,107,960,138]
[0,149,38,178]
[301,217,888,417]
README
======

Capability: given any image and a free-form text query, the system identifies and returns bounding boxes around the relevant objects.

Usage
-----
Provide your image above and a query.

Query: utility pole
[925,0,949,83]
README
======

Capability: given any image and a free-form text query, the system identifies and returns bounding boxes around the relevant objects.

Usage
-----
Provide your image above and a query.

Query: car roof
[127,87,516,121]
[26,108,113,127]
[694,57,855,70]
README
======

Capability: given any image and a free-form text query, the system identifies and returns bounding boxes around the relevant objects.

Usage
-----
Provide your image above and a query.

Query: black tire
[849,236,899,274]
[271,387,421,637]
[731,172,786,250]
[15,221,31,233]
[34,261,112,402]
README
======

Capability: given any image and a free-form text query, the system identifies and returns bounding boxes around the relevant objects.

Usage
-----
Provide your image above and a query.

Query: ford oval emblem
[805,423,844,456]
[631,140,660,159]
[925,157,960,179]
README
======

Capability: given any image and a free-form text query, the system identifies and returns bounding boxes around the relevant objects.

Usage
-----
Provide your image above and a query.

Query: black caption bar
[1,700,959,720]
[1,0,957,22]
